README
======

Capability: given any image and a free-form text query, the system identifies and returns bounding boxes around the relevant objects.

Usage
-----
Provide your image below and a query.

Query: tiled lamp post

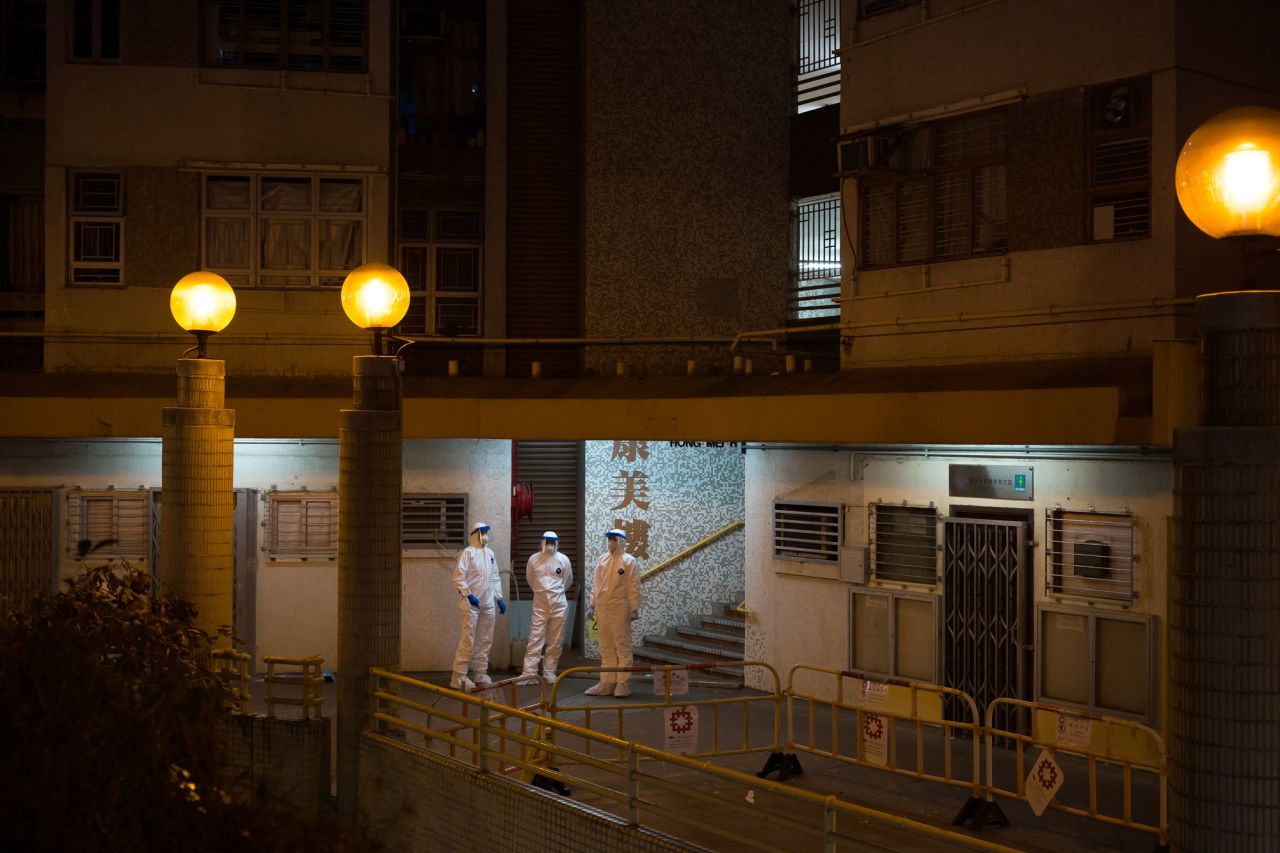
[335,263,409,820]
[159,271,237,640]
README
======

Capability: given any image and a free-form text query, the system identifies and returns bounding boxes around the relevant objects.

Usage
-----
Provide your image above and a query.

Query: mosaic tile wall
[220,714,331,816]
[583,441,745,657]
[582,0,792,376]
[358,733,695,852]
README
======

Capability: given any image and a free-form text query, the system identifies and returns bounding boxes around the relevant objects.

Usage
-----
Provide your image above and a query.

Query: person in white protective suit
[521,531,574,683]
[585,528,641,697]
[451,521,506,691]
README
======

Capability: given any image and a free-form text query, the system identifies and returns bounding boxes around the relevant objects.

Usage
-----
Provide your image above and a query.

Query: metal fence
[791,195,842,323]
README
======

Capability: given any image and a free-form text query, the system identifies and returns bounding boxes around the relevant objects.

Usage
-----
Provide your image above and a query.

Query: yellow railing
[545,661,782,762]
[983,698,1167,845]
[263,655,326,719]
[369,667,1017,852]
[210,649,252,712]
[638,520,744,582]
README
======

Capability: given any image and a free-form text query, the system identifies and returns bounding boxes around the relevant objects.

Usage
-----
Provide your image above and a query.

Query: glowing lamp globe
[340,263,410,330]
[1176,106,1280,239]
[170,271,236,333]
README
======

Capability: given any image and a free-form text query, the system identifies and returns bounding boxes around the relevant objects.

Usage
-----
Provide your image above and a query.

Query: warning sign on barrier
[858,679,889,710]
[663,706,699,754]
[1055,713,1093,749]
[653,667,689,697]
[1025,749,1064,816]
[477,685,504,703]
[861,713,888,766]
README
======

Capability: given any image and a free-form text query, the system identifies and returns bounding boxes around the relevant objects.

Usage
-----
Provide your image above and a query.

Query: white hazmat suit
[451,522,505,690]
[585,529,641,698]
[521,531,573,681]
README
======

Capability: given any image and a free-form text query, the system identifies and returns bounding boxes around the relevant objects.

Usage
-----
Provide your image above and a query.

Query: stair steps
[629,597,747,688]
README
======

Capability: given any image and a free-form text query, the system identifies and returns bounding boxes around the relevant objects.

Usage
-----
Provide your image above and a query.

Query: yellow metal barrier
[786,664,985,819]
[369,667,1018,853]
[263,655,325,719]
[545,661,783,764]
[209,649,251,712]
[982,698,1168,844]
[441,673,550,772]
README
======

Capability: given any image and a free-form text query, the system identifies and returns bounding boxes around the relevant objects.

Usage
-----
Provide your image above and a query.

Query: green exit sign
[1014,474,1027,492]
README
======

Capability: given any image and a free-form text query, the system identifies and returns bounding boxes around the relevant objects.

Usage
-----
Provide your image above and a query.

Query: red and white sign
[1055,713,1093,749]
[1025,749,1065,817]
[662,705,699,754]
[861,713,888,766]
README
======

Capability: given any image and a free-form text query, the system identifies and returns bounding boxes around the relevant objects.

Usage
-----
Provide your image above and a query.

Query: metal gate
[942,517,1026,731]
[0,488,59,613]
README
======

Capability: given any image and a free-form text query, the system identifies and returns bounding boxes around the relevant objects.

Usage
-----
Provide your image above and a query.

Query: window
[1038,606,1154,722]
[66,488,148,560]
[858,0,918,19]
[869,503,938,585]
[1088,77,1151,241]
[1,1,46,84]
[265,490,337,559]
[796,0,839,111]
[202,173,365,288]
[850,588,938,682]
[201,0,367,72]
[857,110,1008,268]
[70,0,122,62]
[790,194,841,322]
[402,494,467,549]
[69,171,124,285]
[398,209,482,336]
[773,500,841,563]
[1045,508,1137,603]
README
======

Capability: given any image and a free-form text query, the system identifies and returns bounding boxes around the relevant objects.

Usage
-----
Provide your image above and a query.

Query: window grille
[796,0,840,111]
[266,491,337,559]
[773,501,841,563]
[402,494,467,549]
[69,172,124,284]
[869,503,938,585]
[1045,508,1136,603]
[201,173,366,289]
[397,209,482,336]
[1088,77,1151,242]
[856,110,1008,268]
[790,195,841,323]
[66,488,148,560]
[200,0,368,73]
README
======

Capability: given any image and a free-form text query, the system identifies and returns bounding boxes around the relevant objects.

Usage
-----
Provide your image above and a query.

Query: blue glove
[467,594,479,608]
[497,598,507,615]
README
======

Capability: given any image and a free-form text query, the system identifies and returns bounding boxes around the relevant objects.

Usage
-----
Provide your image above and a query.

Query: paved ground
[244,661,1161,852]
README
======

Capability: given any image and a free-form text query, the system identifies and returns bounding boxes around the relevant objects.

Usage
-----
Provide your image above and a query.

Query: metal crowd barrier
[982,698,1168,845]
[785,665,985,819]
[263,654,326,719]
[209,648,252,712]
[368,667,1016,853]
[544,661,784,764]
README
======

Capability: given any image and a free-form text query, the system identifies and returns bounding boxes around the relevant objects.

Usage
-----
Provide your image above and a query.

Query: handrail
[369,667,1018,852]
[639,520,744,582]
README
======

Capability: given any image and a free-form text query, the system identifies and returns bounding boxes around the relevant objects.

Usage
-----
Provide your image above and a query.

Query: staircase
[632,599,746,688]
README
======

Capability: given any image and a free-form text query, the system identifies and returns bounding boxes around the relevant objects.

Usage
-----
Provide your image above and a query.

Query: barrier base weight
[963,799,1011,830]
[951,795,989,826]
[530,772,572,796]
[757,751,804,782]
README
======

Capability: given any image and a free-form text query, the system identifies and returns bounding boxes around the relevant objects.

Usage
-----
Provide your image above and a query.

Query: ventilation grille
[1046,509,1136,603]
[402,494,467,550]
[870,503,938,585]
[774,501,841,563]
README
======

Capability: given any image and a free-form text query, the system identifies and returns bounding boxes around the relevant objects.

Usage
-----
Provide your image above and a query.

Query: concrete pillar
[1170,291,1280,850]
[159,358,234,639]
[336,355,403,820]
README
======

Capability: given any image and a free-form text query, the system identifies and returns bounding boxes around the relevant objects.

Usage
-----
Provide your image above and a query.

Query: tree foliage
[0,565,365,852]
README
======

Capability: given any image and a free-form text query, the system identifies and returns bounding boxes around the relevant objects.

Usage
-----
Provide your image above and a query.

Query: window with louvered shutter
[1088,77,1151,242]
[869,503,938,585]
[66,489,148,560]
[773,501,841,563]
[266,491,337,559]
[402,494,467,549]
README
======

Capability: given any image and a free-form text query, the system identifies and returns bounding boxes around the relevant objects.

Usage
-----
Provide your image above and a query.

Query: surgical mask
[542,540,558,554]
[480,532,490,546]
[607,538,623,554]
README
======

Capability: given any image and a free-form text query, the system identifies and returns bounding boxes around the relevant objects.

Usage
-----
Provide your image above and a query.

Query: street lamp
[335,262,406,819]
[1169,106,1280,850]
[159,272,237,641]
[170,270,237,358]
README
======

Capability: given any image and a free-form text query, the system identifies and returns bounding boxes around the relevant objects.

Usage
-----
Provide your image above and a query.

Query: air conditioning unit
[837,133,896,175]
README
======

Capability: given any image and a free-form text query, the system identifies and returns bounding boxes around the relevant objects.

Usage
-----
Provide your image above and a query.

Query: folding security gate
[942,517,1027,730]
[0,488,59,613]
